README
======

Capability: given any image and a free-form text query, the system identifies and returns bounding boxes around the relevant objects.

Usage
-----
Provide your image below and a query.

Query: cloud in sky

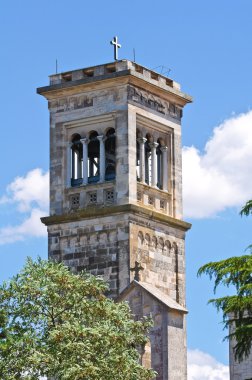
[188,349,229,380]
[183,110,252,218]
[1,110,252,244]
[0,169,48,245]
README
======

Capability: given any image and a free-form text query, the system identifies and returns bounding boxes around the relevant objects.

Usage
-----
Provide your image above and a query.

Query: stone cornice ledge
[41,204,191,231]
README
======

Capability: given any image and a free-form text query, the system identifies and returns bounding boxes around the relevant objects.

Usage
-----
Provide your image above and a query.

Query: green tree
[198,201,252,362]
[0,258,155,380]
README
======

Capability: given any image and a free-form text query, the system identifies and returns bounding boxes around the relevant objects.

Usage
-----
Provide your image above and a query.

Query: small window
[105,190,114,203]
[70,194,80,209]
[148,196,154,206]
[88,192,97,204]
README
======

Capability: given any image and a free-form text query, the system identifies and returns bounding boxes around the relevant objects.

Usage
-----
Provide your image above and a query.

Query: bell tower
[38,59,192,379]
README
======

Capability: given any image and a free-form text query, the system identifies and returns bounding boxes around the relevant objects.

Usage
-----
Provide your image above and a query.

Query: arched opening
[88,131,100,183]
[136,140,140,181]
[71,134,82,187]
[145,134,152,185]
[157,138,162,189]
[105,128,116,181]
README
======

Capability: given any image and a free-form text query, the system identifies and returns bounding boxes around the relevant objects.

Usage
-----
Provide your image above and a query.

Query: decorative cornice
[49,94,93,113]
[37,68,192,106]
[128,85,182,120]
[41,203,191,231]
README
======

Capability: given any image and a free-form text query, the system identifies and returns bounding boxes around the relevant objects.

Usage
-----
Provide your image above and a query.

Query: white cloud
[1,168,49,212]
[0,169,49,245]
[1,110,252,243]
[188,349,229,380]
[183,110,252,218]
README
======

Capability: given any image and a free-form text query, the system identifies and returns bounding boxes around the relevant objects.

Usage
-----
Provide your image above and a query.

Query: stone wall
[48,213,130,298]
[230,337,252,380]
[46,207,189,300]
[120,283,187,380]
[129,223,186,306]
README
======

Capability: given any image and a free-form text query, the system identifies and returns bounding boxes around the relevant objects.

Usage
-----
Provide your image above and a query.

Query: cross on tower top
[130,261,144,281]
[110,36,121,61]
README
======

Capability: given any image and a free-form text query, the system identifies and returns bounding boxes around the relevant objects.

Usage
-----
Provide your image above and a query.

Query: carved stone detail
[49,95,93,113]
[127,85,182,119]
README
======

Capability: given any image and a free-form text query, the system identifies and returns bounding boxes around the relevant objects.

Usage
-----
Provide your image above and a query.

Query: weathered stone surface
[38,59,192,379]
[118,281,187,380]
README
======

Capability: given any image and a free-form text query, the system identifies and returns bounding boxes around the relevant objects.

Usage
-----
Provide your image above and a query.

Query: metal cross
[110,36,121,61]
[130,261,144,281]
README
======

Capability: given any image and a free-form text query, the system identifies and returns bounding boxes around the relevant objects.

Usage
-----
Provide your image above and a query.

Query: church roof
[117,280,188,314]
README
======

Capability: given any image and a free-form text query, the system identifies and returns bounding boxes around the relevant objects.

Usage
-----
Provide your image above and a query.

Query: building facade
[38,59,192,379]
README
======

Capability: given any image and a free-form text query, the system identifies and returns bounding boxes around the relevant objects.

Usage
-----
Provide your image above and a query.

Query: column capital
[150,141,159,149]
[160,145,168,152]
[137,137,147,144]
[80,138,88,145]
[97,135,105,142]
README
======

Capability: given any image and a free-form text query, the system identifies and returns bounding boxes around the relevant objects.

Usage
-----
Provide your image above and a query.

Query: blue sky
[1,1,252,378]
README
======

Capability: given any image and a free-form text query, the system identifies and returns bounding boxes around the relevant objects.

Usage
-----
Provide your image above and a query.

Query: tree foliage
[198,201,252,362]
[240,199,252,217]
[0,258,155,380]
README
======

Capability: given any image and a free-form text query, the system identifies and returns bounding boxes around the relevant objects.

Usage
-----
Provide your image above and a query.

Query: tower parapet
[38,59,192,379]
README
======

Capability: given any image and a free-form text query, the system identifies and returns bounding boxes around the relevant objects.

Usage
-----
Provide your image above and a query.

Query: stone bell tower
[38,59,192,379]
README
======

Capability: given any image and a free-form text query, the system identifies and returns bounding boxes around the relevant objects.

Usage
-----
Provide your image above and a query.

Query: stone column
[97,135,105,182]
[150,142,159,188]
[161,146,168,191]
[137,137,147,183]
[80,138,88,185]
[67,142,72,187]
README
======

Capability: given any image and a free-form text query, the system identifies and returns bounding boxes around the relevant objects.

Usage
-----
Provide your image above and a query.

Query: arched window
[105,128,116,180]
[88,131,99,183]
[145,134,152,185]
[136,139,140,181]
[157,139,162,189]
[71,134,83,187]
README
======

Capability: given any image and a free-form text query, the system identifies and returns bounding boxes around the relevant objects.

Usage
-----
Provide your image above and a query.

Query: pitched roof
[117,280,188,314]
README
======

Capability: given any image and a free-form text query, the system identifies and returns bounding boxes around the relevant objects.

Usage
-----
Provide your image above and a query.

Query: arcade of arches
[70,127,170,192]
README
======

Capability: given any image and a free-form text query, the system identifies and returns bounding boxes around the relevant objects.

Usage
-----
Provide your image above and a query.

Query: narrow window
[136,140,140,181]
[71,134,82,187]
[157,139,162,189]
[145,134,152,185]
[88,132,100,183]
[105,128,116,180]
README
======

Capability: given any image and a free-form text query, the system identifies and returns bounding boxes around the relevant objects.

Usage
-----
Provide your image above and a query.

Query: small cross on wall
[110,36,121,61]
[130,261,144,281]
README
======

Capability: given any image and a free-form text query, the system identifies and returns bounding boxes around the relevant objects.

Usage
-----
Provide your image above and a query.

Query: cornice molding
[41,203,191,231]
